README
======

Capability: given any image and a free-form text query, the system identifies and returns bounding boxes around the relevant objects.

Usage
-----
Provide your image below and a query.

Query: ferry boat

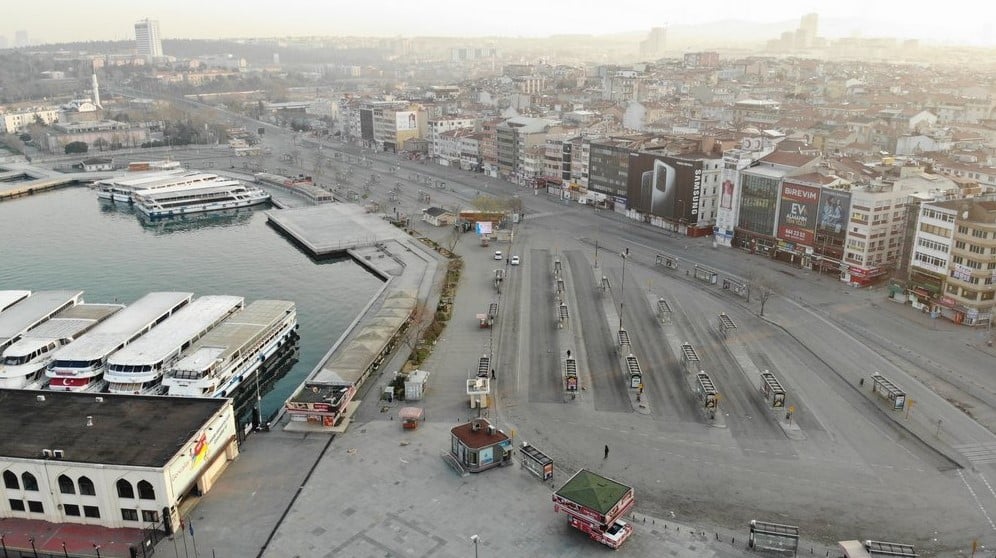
[104,295,244,395]
[0,291,31,313]
[0,304,122,389]
[133,180,270,219]
[0,291,83,354]
[163,300,297,398]
[46,292,193,392]
[94,169,194,203]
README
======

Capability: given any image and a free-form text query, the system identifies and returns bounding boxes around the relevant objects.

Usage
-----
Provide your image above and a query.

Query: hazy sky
[3,0,994,46]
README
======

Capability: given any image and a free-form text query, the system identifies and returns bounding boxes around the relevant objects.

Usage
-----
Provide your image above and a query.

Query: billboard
[816,188,850,238]
[626,153,702,221]
[396,111,418,131]
[777,182,820,245]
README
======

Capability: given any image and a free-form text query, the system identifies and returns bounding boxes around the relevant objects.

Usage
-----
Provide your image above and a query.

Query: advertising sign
[626,153,702,221]
[396,111,418,131]
[816,188,850,238]
[777,182,820,245]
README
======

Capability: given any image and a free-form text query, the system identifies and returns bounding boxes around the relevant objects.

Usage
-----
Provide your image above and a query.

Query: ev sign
[777,182,820,245]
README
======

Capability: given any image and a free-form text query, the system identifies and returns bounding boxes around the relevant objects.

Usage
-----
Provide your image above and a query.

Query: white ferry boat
[163,300,297,398]
[133,180,270,219]
[0,291,31,313]
[95,170,226,203]
[104,295,244,395]
[46,292,193,392]
[0,304,122,389]
[0,291,83,354]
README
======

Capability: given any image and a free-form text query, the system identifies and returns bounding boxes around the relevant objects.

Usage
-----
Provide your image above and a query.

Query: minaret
[91,71,102,109]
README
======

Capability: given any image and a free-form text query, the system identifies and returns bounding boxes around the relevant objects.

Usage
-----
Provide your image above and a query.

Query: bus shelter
[871,374,906,410]
[477,355,491,378]
[624,354,642,388]
[718,312,738,340]
[680,342,700,373]
[564,358,578,395]
[657,298,672,325]
[749,520,799,555]
[617,329,631,354]
[696,372,718,411]
[694,264,719,285]
[759,371,786,408]
[519,442,554,481]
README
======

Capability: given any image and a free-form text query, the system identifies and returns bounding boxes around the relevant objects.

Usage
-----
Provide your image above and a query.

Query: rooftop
[555,469,632,515]
[450,419,509,450]
[0,389,227,467]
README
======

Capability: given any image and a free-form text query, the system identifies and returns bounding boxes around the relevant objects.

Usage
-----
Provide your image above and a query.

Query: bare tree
[745,271,777,317]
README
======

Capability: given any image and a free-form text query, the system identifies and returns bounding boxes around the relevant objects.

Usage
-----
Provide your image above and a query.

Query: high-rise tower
[134,19,163,58]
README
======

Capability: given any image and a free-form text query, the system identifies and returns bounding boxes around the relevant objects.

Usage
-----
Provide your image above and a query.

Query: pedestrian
[604,444,609,459]
[859,377,864,387]
[491,368,496,379]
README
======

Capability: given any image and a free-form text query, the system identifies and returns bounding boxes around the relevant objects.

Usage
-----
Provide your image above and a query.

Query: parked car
[494,250,503,260]
[511,256,520,265]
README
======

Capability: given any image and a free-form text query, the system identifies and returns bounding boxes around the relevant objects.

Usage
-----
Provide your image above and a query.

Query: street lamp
[619,248,629,331]
[470,534,479,558]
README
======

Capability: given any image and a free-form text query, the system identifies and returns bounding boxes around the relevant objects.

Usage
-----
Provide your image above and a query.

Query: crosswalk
[954,442,996,465]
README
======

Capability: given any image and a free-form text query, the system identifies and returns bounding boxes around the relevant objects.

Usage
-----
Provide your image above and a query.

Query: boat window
[2,470,18,489]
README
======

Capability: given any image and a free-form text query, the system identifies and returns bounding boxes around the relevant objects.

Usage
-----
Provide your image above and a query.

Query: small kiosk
[449,418,512,473]
[553,469,635,549]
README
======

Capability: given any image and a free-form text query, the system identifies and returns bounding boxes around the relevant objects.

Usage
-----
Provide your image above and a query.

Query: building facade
[0,107,60,134]
[134,19,163,58]
[0,391,237,533]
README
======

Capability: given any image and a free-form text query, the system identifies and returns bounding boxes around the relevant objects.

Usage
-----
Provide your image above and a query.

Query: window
[116,479,134,499]
[8,499,25,511]
[137,480,155,500]
[3,470,18,490]
[28,500,43,513]
[121,508,139,521]
[21,472,38,491]
[64,504,81,516]
[142,510,160,523]
[58,474,75,494]
[78,476,95,496]
[83,505,101,518]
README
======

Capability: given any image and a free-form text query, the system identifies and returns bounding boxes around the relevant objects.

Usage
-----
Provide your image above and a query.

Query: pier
[268,204,443,432]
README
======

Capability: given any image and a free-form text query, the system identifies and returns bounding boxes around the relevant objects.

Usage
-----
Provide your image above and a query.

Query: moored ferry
[163,300,297,398]
[0,304,122,389]
[0,291,84,354]
[46,292,193,392]
[133,180,270,219]
[94,169,196,203]
[104,295,244,395]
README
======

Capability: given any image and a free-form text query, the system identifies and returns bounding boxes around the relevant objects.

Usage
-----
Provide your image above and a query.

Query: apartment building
[496,117,558,182]
[909,199,996,325]
[0,107,60,134]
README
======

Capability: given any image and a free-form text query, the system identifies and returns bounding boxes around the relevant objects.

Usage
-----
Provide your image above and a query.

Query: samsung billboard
[626,153,703,222]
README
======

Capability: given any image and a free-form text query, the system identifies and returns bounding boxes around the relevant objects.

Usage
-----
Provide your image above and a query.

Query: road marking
[954,443,996,465]
[959,470,996,531]
[981,473,996,503]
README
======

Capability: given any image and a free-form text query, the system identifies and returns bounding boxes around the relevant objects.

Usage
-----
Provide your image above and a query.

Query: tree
[745,270,776,317]
[92,138,108,152]
[65,141,88,154]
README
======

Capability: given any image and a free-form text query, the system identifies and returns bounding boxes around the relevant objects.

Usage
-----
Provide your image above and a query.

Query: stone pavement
[153,219,844,558]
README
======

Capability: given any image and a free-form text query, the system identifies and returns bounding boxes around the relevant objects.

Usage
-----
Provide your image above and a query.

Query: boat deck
[4,304,123,346]
[169,300,295,375]
[0,290,31,313]
[49,292,194,364]
[0,290,83,349]
[106,295,244,368]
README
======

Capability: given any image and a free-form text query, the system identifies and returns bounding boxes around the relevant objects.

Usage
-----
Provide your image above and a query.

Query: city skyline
[1,0,993,47]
